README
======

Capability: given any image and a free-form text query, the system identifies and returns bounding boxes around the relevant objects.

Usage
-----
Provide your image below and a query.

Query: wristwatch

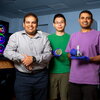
[32,56,36,62]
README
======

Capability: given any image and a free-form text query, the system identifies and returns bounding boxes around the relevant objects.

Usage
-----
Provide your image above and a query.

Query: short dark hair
[23,12,38,23]
[53,14,66,23]
[79,10,93,21]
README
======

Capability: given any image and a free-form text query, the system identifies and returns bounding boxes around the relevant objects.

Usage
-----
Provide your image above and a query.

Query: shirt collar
[21,30,42,38]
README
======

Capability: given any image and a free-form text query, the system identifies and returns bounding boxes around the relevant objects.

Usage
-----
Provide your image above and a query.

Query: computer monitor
[0,20,11,60]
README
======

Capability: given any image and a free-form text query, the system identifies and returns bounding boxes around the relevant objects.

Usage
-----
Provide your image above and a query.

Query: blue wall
[38,8,100,34]
[0,8,100,34]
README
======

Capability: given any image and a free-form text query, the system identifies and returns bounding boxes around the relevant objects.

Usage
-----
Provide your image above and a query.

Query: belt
[16,68,47,75]
[31,68,47,74]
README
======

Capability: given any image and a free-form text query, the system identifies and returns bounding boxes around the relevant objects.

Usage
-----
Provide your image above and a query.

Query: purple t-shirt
[66,29,100,84]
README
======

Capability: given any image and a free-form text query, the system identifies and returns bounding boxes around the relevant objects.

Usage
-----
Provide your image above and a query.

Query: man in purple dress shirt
[66,10,100,100]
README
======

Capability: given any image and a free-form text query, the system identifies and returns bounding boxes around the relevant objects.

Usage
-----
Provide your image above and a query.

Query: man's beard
[81,25,91,29]
[26,30,37,35]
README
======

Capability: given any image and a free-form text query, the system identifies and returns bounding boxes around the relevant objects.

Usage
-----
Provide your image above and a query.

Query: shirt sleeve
[65,36,72,53]
[3,34,24,62]
[34,36,52,64]
[98,32,100,54]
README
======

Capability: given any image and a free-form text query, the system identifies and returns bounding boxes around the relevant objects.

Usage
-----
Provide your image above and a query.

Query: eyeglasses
[25,21,37,24]
[54,21,65,24]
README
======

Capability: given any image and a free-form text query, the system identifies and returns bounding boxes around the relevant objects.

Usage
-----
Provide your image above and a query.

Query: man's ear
[23,23,24,28]
[91,19,94,24]
[65,22,66,26]
[53,23,55,27]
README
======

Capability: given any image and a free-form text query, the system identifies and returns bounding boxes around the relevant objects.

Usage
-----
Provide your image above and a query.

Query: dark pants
[15,68,48,100]
[69,82,98,100]
[0,68,15,100]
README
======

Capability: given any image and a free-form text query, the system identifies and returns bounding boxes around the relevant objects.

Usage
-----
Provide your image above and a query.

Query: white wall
[0,8,100,34]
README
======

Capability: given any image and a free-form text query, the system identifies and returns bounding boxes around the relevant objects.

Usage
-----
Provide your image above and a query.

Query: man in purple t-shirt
[66,10,100,100]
